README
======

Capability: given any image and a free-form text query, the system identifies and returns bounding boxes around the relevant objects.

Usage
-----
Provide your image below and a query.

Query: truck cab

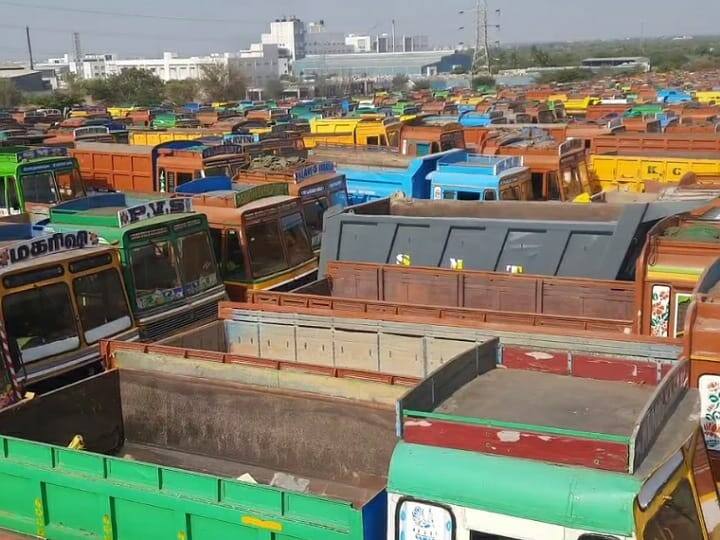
[235,159,348,250]
[0,146,86,221]
[428,153,532,201]
[0,222,137,390]
[44,194,226,340]
[177,177,317,301]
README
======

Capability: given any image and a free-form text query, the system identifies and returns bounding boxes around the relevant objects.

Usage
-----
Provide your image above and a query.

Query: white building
[106,51,228,81]
[37,53,117,87]
[305,21,352,55]
[345,34,372,53]
[229,43,282,86]
[261,18,306,60]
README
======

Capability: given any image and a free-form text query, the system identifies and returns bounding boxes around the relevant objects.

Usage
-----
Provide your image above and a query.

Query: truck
[0,299,706,540]
[128,128,226,146]
[477,135,599,201]
[176,178,317,301]
[0,146,86,221]
[310,146,464,204]
[427,153,533,201]
[43,193,226,340]
[591,150,720,193]
[71,141,249,193]
[302,116,401,149]
[592,133,720,155]
[234,157,349,250]
[318,197,704,280]
[0,222,138,393]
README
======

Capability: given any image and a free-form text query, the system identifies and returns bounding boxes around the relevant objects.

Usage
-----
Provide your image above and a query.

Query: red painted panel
[502,347,569,375]
[572,355,658,385]
[403,418,629,473]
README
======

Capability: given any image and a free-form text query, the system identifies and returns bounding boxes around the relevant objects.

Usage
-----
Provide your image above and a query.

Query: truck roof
[320,198,706,280]
[0,146,71,167]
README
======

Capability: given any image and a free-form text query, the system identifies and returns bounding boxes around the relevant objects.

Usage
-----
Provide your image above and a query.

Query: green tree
[83,68,164,105]
[0,80,22,108]
[199,64,247,102]
[31,91,82,110]
[412,79,432,90]
[262,78,284,100]
[391,74,409,91]
[530,45,552,67]
[164,79,199,105]
[472,75,496,89]
[537,68,594,84]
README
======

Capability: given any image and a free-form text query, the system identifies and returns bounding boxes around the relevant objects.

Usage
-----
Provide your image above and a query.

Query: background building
[229,43,282,86]
[261,18,306,60]
[305,21,352,55]
[0,66,46,92]
[106,52,228,81]
[345,34,372,53]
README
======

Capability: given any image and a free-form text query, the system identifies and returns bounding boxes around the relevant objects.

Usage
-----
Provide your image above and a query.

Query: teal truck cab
[0,146,85,221]
[42,193,226,340]
[427,153,533,201]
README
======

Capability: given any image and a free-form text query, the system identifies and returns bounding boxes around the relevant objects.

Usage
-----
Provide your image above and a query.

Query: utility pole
[391,19,396,53]
[25,26,34,70]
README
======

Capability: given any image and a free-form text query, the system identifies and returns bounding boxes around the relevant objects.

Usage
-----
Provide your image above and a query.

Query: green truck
[0,146,86,221]
[43,193,226,340]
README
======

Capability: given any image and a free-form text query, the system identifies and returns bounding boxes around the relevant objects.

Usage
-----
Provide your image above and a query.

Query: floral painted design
[701,376,720,450]
[650,285,671,338]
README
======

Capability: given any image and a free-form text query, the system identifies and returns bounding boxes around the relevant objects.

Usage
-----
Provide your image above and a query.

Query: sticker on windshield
[397,500,453,540]
[136,287,184,310]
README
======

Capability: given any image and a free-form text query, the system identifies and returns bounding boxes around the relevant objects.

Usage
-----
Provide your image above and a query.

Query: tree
[472,75,496,89]
[31,91,82,110]
[199,64,247,102]
[262,78,284,100]
[164,79,199,105]
[537,68,594,84]
[530,45,552,67]
[83,68,164,105]
[391,74,409,91]
[0,80,22,108]
[412,79,432,90]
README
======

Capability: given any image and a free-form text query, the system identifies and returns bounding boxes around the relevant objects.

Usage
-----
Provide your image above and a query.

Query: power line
[0,1,261,24]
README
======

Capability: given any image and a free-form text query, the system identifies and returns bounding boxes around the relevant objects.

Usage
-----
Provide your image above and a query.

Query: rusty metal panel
[382,267,459,307]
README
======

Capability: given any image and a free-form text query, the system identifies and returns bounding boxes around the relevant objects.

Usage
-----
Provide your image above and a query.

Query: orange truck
[71,141,249,192]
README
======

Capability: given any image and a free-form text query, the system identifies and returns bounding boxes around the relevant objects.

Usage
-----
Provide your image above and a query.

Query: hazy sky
[1,0,719,61]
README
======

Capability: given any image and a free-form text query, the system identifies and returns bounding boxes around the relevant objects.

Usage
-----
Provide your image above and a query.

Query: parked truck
[0,146,86,221]
[318,197,703,280]
[0,222,137,394]
[43,193,226,340]
[176,178,317,301]
[71,141,249,193]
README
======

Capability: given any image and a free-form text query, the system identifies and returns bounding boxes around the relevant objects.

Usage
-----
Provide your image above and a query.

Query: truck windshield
[281,212,313,266]
[3,283,79,363]
[55,168,86,200]
[130,240,183,310]
[177,231,219,296]
[302,198,327,249]
[561,168,584,200]
[22,171,60,204]
[643,479,702,539]
[247,219,286,278]
[73,269,132,344]
[329,189,348,208]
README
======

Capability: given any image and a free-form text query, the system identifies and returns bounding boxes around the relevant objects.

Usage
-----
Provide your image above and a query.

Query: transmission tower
[73,32,83,78]
[468,0,500,77]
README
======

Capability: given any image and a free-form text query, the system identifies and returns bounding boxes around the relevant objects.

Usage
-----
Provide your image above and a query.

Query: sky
[1,0,720,61]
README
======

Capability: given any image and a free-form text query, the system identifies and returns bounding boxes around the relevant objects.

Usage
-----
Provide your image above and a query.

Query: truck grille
[140,300,219,342]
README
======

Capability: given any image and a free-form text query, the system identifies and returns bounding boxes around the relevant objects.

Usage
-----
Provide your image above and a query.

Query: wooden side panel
[328,263,380,300]
[463,274,537,312]
[572,354,658,385]
[502,347,569,375]
[402,418,629,473]
[383,267,460,307]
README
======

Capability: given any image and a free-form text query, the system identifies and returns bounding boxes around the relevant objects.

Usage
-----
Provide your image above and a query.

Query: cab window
[226,229,247,280]
[22,172,58,204]
[548,171,561,200]
[176,172,194,187]
[643,479,703,539]
[281,212,313,267]
[483,189,497,201]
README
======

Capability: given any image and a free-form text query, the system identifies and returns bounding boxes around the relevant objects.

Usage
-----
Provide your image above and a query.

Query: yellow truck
[695,91,720,104]
[128,128,226,146]
[564,96,601,115]
[591,150,720,192]
[303,116,401,149]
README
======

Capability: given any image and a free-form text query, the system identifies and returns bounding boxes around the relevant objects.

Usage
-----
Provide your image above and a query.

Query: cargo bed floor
[118,442,385,507]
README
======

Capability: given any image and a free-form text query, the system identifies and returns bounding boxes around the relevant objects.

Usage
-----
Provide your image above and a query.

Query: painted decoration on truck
[397,500,453,540]
[700,375,720,451]
[0,231,98,268]
[650,285,671,338]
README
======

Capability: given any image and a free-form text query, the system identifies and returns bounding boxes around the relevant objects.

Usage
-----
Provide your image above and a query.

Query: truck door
[0,177,23,216]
